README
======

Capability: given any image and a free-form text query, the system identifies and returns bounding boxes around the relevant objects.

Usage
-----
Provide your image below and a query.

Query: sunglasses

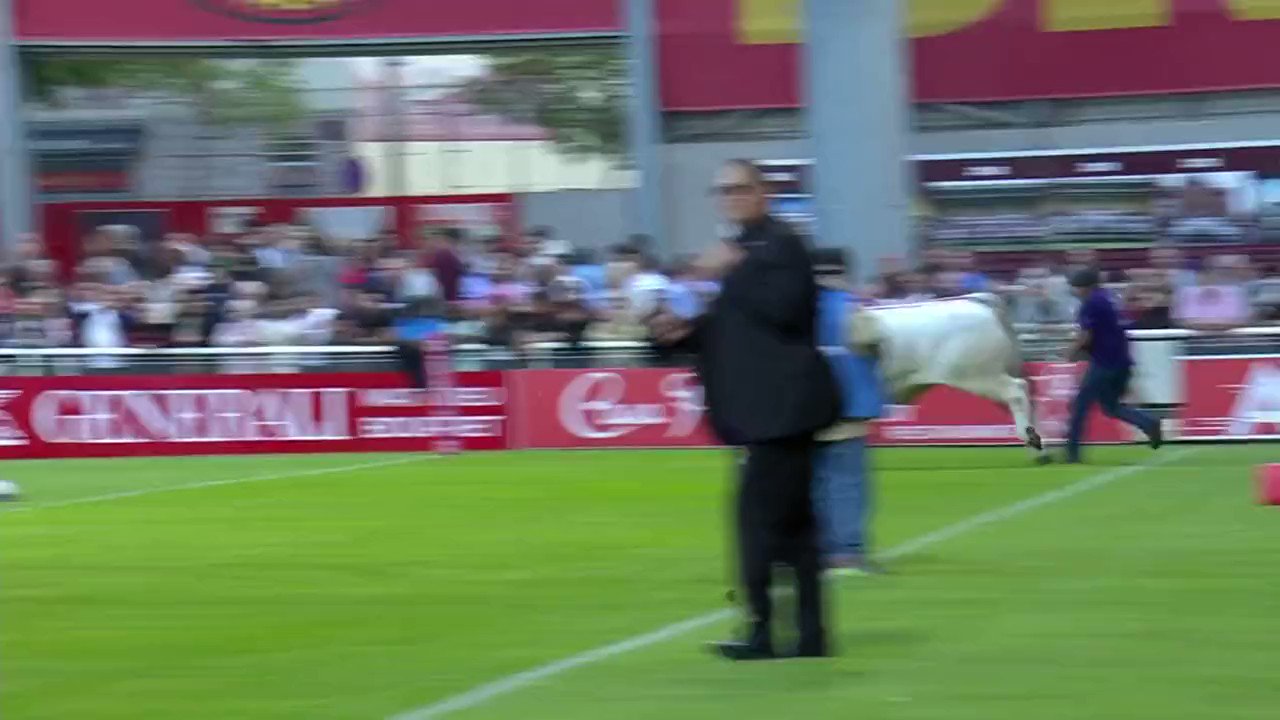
[711,183,756,197]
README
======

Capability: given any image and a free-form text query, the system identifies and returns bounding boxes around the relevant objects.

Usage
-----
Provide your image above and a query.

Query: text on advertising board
[514,365,1133,450]
[1180,358,1280,440]
[0,373,508,459]
[556,371,704,441]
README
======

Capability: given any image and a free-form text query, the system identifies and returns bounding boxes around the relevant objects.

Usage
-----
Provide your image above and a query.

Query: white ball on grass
[0,480,20,501]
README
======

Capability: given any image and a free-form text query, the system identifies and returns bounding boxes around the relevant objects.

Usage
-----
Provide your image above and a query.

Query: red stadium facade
[38,194,518,283]
[14,0,1280,108]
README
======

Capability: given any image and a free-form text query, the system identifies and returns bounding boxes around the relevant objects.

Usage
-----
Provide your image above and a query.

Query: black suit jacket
[683,216,840,446]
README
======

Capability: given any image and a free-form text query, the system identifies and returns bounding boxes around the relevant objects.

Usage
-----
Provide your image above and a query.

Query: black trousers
[737,435,825,650]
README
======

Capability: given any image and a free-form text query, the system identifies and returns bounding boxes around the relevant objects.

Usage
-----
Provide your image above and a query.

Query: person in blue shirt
[1065,267,1163,463]
[393,295,448,390]
[811,248,885,575]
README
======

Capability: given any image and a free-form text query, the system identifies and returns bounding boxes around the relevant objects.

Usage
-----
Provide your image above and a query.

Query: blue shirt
[571,264,607,293]
[962,272,990,294]
[395,317,446,343]
[816,288,885,421]
[665,282,702,320]
[1078,288,1131,368]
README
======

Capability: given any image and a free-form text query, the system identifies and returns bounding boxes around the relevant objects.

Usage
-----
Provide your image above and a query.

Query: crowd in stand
[1,224,1278,353]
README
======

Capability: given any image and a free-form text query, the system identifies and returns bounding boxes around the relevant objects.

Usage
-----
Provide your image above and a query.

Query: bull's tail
[966,293,1025,378]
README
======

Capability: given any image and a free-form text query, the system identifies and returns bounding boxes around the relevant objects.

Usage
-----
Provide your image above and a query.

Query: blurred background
[4,5,1280,719]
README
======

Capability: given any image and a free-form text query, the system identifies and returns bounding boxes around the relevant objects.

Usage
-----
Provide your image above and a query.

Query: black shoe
[1148,422,1164,451]
[707,640,777,661]
[795,637,831,658]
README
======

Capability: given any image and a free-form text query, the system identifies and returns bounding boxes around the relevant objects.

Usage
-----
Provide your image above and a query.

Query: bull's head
[846,306,883,356]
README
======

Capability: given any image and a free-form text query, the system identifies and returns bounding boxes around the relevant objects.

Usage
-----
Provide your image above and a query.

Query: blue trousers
[813,436,871,557]
[1066,363,1158,462]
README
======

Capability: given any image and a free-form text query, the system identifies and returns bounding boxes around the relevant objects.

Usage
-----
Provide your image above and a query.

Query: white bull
[848,293,1049,463]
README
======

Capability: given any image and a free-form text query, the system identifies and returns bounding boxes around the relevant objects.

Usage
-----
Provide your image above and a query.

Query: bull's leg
[1005,377,1051,464]
[955,376,1051,465]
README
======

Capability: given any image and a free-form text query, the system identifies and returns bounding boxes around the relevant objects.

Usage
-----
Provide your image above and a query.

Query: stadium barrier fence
[0,327,1275,458]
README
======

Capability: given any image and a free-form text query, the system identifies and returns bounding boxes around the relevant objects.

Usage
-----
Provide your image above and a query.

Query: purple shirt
[1078,288,1132,369]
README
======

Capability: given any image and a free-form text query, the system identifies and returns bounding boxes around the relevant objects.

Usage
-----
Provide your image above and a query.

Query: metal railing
[1,327,1277,377]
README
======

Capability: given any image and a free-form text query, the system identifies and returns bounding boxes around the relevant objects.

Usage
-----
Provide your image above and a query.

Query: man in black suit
[650,159,840,660]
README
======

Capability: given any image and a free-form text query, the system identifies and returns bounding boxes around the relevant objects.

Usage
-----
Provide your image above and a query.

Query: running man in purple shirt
[1064,268,1163,463]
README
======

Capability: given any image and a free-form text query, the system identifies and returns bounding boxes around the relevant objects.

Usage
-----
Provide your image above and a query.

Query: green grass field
[2,445,1277,719]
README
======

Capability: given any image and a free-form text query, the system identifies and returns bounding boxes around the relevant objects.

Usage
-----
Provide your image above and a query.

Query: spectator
[1122,268,1174,330]
[9,289,73,349]
[569,248,607,300]
[586,292,647,342]
[210,298,260,347]
[900,271,935,303]
[1148,246,1196,290]
[421,227,461,305]
[951,250,991,293]
[1173,256,1253,330]
[1012,269,1073,326]
[624,251,671,320]
[170,292,215,347]
[522,226,554,258]
[1253,272,1280,323]
[476,251,534,348]
[70,284,136,368]
[663,256,706,321]
[875,257,908,300]
[542,275,594,347]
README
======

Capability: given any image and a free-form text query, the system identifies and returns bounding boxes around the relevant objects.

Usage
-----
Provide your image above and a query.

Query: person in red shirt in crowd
[423,227,464,305]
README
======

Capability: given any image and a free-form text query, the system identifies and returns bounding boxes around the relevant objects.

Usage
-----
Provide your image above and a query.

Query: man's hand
[1065,328,1091,362]
[693,241,746,280]
[647,310,693,346]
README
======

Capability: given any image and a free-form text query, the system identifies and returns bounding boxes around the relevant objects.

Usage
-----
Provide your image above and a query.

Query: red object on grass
[1259,465,1280,506]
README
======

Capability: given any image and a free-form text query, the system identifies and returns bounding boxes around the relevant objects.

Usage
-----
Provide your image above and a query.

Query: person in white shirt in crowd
[1173,255,1254,331]
[1012,267,1075,326]
[69,284,135,369]
[210,299,261,348]
[624,250,671,321]
[210,282,268,347]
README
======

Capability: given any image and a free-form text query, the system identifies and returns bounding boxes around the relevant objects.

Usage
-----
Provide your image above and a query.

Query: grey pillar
[384,57,409,197]
[623,0,664,252]
[0,0,33,251]
[804,0,912,280]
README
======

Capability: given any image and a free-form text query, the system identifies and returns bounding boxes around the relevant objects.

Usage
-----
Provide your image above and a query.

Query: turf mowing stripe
[388,447,1196,720]
[0,455,435,514]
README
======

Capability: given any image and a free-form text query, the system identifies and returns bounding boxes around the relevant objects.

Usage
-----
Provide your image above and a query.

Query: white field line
[0,455,434,514]
[388,447,1196,720]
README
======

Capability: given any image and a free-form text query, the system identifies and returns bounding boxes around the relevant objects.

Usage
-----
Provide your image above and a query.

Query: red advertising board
[873,362,1135,446]
[511,364,1134,450]
[0,364,1164,458]
[14,0,619,43]
[659,0,1280,109]
[512,369,717,449]
[1179,357,1280,440]
[0,372,509,460]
